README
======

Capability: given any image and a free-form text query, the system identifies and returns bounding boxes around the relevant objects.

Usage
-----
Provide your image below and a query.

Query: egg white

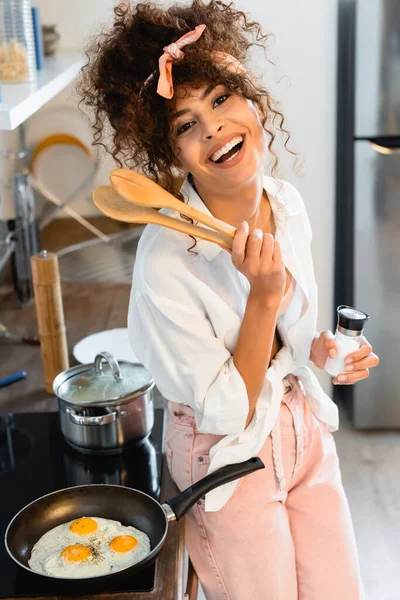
[30,544,111,578]
[28,517,151,578]
[105,525,152,569]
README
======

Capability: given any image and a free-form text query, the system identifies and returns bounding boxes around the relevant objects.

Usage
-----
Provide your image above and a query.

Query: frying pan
[5,457,264,594]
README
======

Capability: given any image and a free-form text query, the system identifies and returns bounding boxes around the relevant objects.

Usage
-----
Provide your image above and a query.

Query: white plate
[32,143,95,203]
[73,328,140,365]
[26,105,94,151]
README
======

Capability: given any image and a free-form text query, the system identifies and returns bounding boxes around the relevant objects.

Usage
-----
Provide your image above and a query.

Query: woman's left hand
[310,330,379,385]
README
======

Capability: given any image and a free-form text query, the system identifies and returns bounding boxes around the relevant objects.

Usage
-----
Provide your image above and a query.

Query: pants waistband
[167,374,303,493]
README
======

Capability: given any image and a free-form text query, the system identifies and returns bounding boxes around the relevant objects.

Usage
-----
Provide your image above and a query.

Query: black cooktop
[0,409,165,598]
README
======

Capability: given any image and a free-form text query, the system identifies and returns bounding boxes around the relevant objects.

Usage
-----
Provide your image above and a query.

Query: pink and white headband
[143,23,246,100]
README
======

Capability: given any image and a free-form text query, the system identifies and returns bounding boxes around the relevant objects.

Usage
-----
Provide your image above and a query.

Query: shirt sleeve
[127,283,249,436]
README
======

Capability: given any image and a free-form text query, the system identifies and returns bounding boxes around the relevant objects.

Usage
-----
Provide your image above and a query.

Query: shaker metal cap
[337,305,370,333]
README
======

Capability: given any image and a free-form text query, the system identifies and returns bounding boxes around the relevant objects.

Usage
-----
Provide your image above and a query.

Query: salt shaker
[324,305,370,378]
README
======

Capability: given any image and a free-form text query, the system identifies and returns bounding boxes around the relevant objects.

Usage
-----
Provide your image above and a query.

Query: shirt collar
[179,175,301,262]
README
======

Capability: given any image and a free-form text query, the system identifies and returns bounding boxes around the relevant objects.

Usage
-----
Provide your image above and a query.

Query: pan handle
[164,457,264,521]
[66,408,118,426]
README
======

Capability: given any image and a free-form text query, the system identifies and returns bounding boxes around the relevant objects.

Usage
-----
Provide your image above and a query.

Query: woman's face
[169,83,267,194]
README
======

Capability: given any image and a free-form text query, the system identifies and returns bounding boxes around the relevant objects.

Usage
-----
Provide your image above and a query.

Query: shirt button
[198,456,205,463]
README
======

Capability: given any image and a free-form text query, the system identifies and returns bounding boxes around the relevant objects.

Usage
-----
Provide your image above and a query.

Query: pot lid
[56,352,153,405]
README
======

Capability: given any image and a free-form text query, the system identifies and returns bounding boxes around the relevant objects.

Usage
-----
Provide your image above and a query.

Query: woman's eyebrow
[170,84,217,121]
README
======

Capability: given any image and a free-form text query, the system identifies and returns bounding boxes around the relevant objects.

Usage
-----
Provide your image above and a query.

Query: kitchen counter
[0,281,198,600]
[0,281,139,411]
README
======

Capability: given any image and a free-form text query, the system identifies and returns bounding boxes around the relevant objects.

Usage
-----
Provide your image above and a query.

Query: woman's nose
[203,122,224,140]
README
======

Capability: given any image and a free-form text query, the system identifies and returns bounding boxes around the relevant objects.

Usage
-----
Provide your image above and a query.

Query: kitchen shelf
[0,52,84,131]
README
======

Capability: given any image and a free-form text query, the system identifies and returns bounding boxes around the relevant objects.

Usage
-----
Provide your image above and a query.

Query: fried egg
[105,525,151,569]
[28,516,151,578]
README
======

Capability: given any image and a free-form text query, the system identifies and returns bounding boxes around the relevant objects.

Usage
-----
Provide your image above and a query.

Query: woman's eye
[175,94,230,134]
[177,121,195,135]
[214,94,230,107]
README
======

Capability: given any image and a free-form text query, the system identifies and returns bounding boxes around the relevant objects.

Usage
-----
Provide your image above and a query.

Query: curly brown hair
[77,0,295,252]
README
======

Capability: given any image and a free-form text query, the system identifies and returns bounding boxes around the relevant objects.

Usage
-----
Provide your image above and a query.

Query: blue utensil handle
[0,371,27,388]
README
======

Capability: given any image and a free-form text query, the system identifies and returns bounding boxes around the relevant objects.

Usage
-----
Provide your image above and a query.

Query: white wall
[1,0,338,392]
[233,0,339,391]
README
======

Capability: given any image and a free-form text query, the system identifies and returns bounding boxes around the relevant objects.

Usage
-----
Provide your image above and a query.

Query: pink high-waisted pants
[165,374,365,600]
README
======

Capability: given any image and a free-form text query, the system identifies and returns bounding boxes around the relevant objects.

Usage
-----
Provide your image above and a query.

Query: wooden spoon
[92,186,233,250]
[109,168,236,239]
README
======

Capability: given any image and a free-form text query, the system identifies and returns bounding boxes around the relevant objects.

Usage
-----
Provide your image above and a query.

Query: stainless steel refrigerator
[335,0,400,427]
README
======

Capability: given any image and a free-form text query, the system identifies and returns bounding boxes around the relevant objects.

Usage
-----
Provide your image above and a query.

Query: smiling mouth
[209,136,245,164]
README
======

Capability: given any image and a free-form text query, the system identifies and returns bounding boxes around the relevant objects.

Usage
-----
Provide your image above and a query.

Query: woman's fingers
[272,238,282,261]
[229,223,286,300]
[260,233,275,270]
[333,335,379,385]
[343,353,379,373]
[321,330,338,358]
[344,336,375,364]
[231,221,249,266]
[333,368,370,385]
[334,352,379,383]
[244,229,264,263]
[231,224,276,269]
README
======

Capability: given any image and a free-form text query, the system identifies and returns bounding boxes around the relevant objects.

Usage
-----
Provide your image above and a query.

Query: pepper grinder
[324,305,370,377]
[31,250,69,393]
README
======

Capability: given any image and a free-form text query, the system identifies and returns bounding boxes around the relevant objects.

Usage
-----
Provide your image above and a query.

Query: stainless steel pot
[53,352,155,455]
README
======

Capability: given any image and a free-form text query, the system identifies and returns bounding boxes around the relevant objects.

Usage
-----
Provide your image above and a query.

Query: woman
[79,2,379,598]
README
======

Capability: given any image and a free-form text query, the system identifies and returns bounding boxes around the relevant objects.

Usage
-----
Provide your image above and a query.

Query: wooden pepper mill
[31,250,69,393]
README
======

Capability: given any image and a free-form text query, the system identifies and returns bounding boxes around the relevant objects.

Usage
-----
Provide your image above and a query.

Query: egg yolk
[61,544,92,562]
[69,517,98,535]
[109,535,138,553]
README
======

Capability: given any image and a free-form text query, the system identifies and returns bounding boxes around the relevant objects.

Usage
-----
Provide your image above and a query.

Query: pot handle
[94,352,122,382]
[164,457,264,521]
[66,408,118,426]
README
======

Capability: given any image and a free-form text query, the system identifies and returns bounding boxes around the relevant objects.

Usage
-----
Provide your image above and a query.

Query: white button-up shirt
[128,175,339,511]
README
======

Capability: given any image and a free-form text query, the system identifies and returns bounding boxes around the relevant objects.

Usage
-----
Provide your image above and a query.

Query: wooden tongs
[92,168,235,250]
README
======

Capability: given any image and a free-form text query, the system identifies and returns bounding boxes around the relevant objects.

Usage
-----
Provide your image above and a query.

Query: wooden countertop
[0,282,135,411]
[0,281,196,600]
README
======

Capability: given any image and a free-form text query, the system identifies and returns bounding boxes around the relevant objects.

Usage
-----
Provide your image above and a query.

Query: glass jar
[0,0,36,83]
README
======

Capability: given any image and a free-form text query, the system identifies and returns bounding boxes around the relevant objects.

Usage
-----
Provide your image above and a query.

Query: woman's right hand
[222,221,286,306]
